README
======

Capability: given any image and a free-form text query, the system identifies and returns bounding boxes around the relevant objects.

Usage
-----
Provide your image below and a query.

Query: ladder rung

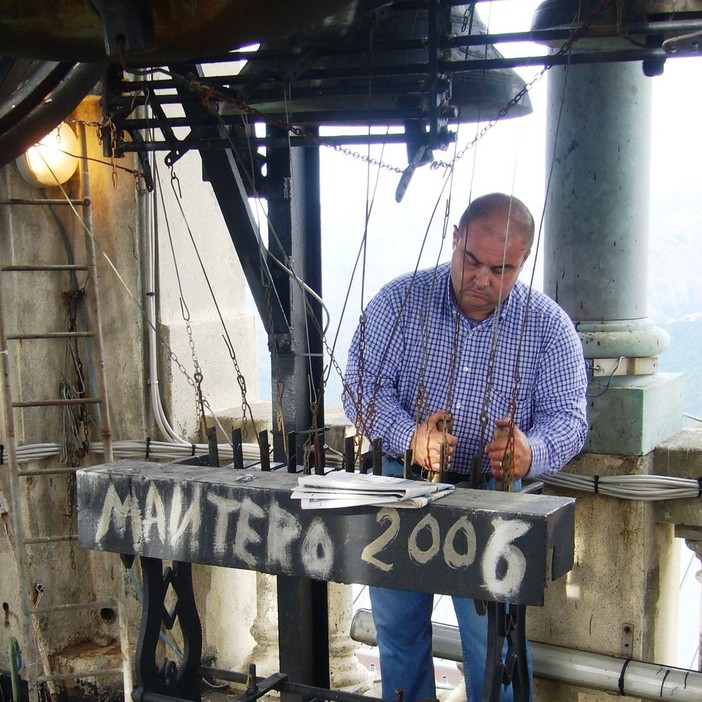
[7,331,94,340]
[30,600,115,615]
[0,198,88,207]
[24,535,78,545]
[13,397,101,408]
[1,264,89,272]
[18,467,79,477]
[35,669,124,683]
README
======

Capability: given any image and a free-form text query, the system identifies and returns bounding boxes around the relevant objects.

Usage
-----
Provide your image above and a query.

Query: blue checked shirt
[342,263,588,478]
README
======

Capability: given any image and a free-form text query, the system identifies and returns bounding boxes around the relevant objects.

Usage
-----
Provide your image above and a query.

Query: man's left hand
[485,418,532,481]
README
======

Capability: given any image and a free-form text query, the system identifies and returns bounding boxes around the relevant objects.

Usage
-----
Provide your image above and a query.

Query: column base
[586,372,683,455]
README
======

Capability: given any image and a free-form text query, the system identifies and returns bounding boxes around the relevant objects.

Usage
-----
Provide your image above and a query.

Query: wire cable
[9,438,702,503]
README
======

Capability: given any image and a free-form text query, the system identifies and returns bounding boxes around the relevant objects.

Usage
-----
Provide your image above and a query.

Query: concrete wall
[528,451,680,701]
[0,94,262,685]
[0,96,148,677]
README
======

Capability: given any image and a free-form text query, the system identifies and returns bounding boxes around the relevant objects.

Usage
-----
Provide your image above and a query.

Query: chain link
[66,471,77,570]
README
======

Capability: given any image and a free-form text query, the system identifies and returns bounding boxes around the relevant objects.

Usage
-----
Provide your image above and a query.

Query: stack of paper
[291,471,454,510]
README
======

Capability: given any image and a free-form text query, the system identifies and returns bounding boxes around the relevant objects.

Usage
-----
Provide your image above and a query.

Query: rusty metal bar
[1,264,88,271]
[12,397,101,407]
[7,331,93,340]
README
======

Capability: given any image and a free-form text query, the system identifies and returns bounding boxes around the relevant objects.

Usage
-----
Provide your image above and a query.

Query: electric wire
[7,438,702,502]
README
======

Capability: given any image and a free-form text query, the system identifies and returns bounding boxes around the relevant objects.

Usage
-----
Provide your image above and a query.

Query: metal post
[266,125,330,696]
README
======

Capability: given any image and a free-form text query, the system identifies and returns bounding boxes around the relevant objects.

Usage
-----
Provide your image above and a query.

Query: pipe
[350,609,702,701]
[9,638,21,702]
[139,144,188,446]
[79,123,114,463]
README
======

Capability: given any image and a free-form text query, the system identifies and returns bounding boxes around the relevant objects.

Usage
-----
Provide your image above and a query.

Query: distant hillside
[649,192,702,321]
[648,193,702,422]
[655,315,702,422]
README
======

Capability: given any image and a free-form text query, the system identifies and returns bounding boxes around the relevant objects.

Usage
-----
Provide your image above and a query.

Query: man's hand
[410,410,458,473]
[485,418,532,481]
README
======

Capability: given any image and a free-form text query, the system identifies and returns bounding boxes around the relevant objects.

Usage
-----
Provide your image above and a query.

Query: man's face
[450,211,530,321]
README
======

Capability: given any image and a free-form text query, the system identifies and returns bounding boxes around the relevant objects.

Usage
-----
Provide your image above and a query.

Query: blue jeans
[370,458,529,702]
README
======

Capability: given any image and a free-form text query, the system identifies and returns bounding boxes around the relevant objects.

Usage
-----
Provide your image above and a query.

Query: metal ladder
[0,127,131,702]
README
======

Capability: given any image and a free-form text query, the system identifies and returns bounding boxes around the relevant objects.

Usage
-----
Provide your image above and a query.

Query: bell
[533,0,702,31]
[0,0,363,63]
[531,0,702,74]
[235,1,532,129]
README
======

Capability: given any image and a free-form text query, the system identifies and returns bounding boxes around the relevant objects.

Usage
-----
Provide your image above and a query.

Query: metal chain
[64,117,146,184]
[194,371,207,441]
[177,77,407,174]
[65,472,77,570]
[224,335,255,439]
[170,11,592,180]
[431,0,614,173]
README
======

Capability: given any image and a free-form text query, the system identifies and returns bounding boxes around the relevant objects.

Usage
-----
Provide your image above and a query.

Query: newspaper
[291,471,454,509]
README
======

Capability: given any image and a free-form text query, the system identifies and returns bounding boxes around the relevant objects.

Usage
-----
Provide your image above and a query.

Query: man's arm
[523,317,589,478]
[342,290,417,457]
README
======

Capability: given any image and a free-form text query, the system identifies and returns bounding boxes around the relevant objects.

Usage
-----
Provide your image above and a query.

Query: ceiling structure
[0,0,701,170]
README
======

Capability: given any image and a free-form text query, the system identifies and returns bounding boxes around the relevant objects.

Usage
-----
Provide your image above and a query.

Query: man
[342,193,588,702]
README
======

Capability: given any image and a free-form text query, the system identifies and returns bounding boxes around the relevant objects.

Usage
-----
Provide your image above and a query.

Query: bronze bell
[235,1,533,128]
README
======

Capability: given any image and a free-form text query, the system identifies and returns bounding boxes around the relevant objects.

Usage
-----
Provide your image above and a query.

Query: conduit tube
[139,164,189,445]
[350,609,702,701]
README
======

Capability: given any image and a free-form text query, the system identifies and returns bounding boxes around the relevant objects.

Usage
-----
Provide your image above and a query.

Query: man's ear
[452,225,460,248]
[517,249,531,271]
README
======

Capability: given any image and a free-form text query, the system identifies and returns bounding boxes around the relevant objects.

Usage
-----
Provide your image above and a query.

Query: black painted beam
[77,461,575,606]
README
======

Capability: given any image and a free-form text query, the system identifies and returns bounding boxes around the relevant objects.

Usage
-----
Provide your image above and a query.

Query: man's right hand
[410,410,458,474]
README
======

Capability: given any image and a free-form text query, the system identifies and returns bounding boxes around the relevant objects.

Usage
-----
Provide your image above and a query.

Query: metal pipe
[350,609,702,701]
[78,123,114,463]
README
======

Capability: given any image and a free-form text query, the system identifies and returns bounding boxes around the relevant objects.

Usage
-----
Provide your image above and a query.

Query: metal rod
[12,397,101,407]
[114,131,439,150]
[207,426,220,467]
[24,535,78,544]
[0,198,89,206]
[35,670,124,682]
[198,665,386,702]
[79,123,114,464]
[124,19,702,69]
[232,427,244,470]
[258,430,270,472]
[18,467,79,477]
[7,332,93,340]
[0,216,37,702]
[444,20,702,50]
[2,264,88,272]
[344,436,355,473]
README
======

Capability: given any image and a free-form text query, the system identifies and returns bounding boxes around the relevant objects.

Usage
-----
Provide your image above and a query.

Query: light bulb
[16,123,80,187]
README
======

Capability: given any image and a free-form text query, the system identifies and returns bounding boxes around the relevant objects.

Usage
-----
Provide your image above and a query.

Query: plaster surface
[528,452,679,702]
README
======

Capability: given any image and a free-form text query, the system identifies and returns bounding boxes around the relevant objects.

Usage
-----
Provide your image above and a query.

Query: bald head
[457,193,534,251]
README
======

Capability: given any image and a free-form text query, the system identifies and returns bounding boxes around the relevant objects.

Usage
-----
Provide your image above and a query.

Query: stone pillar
[328,583,372,692]
[654,429,702,671]
[527,60,683,701]
[244,573,280,677]
[682,536,702,672]
[544,61,682,455]
[244,577,372,691]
